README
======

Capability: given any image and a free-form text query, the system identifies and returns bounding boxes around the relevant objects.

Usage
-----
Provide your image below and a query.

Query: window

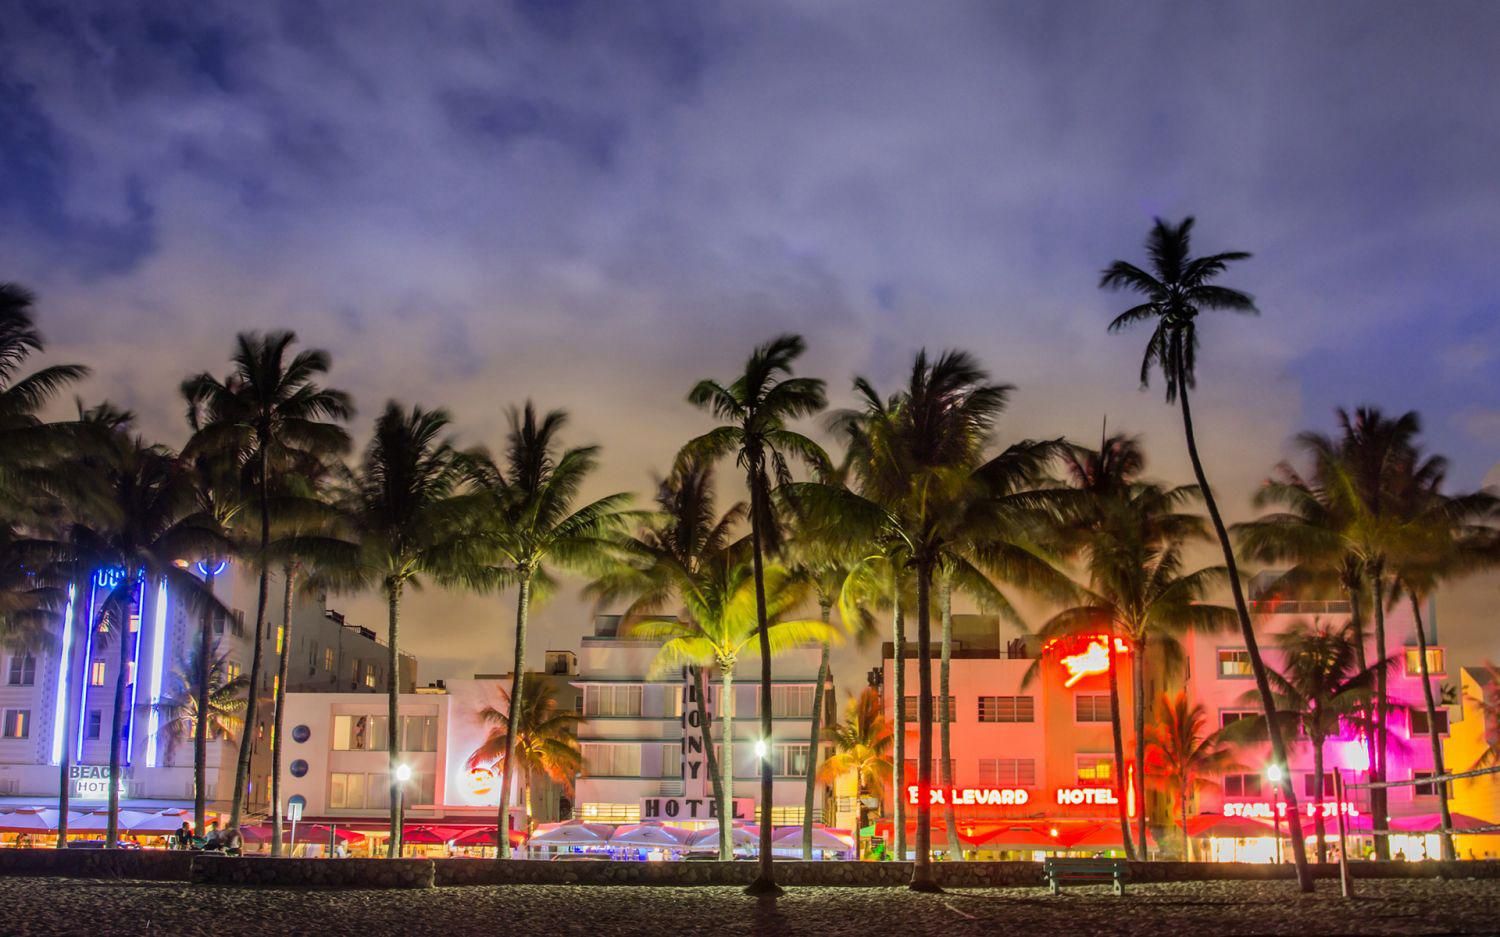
[308,642,319,672]
[7,654,36,686]
[86,710,102,740]
[231,610,245,637]
[903,759,956,782]
[330,772,367,809]
[1218,649,1253,677]
[775,743,810,777]
[579,803,640,823]
[276,626,285,654]
[659,743,682,779]
[1222,773,1264,798]
[770,806,805,826]
[1220,709,1258,730]
[323,647,334,672]
[770,685,815,718]
[1410,709,1450,736]
[2,709,30,739]
[1414,771,1441,797]
[1076,755,1113,785]
[978,758,1037,786]
[902,696,956,722]
[212,608,226,635]
[582,743,642,777]
[1303,773,1334,797]
[978,695,1035,723]
[225,662,242,683]
[584,685,643,717]
[333,714,389,751]
[401,715,438,752]
[1405,648,1445,677]
[90,660,107,687]
[1074,694,1112,723]
[363,663,377,689]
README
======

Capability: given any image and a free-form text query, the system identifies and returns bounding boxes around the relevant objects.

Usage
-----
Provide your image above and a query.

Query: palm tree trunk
[1346,567,1368,672]
[106,594,130,849]
[1313,735,1327,863]
[721,662,736,861]
[1106,634,1135,860]
[498,572,531,860]
[1370,563,1390,861]
[692,664,729,860]
[195,567,216,836]
[1133,634,1149,859]
[802,601,832,860]
[386,580,404,859]
[270,565,295,857]
[745,458,780,896]
[231,456,274,830]
[1410,595,1455,860]
[939,573,961,861]
[1175,364,1312,891]
[909,555,939,893]
[892,586,907,862]
[1180,789,1190,861]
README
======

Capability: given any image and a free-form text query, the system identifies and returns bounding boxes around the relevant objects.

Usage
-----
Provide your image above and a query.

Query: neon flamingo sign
[1047,635,1130,687]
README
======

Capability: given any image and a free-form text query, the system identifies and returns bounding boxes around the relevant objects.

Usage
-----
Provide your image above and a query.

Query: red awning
[451,826,527,848]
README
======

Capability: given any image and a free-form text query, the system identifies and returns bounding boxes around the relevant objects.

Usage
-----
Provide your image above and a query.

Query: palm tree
[468,682,584,839]
[1145,691,1241,861]
[464,403,632,858]
[587,458,743,859]
[152,639,249,763]
[0,283,89,511]
[1036,479,1235,857]
[1102,216,1312,891]
[680,334,828,895]
[345,403,467,857]
[820,688,893,859]
[183,331,352,830]
[629,552,832,864]
[47,427,225,846]
[1224,619,1388,864]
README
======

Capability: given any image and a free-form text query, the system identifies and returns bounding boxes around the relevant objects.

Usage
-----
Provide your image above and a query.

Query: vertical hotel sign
[641,671,753,822]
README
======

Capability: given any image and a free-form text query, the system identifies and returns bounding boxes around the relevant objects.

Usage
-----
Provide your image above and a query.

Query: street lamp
[753,739,769,760]
[1267,764,1285,864]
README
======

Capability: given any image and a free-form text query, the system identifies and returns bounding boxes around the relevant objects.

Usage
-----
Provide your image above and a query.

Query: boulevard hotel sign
[906,786,1122,808]
[641,673,754,822]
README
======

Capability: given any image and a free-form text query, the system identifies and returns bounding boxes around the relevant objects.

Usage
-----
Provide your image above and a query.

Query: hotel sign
[1224,800,1360,819]
[70,765,128,800]
[640,672,754,823]
[906,786,1030,806]
[1055,786,1118,806]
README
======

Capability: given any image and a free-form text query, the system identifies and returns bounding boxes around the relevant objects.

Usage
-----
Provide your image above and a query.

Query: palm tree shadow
[751,894,787,933]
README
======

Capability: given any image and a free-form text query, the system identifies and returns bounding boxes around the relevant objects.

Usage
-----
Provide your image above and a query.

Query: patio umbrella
[686,822,760,852]
[770,825,853,853]
[528,820,616,846]
[401,825,464,845]
[452,826,528,848]
[242,823,365,844]
[609,822,693,849]
[871,819,983,848]
[967,823,1060,849]
[120,808,194,833]
[67,811,109,832]
[1184,814,1277,838]
[1054,823,1149,850]
[0,807,59,833]
[1390,812,1494,833]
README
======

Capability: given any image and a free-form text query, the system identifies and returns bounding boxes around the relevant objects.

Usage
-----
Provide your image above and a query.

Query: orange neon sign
[1047,635,1130,687]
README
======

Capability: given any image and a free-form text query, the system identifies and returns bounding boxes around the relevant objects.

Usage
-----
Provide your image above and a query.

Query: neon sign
[195,559,229,578]
[1056,786,1118,806]
[1044,634,1130,687]
[1224,801,1360,820]
[906,787,1030,806]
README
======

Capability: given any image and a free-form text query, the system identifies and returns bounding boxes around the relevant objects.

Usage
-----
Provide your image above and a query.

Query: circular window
[290,760,309,778]
[291,724,310,744]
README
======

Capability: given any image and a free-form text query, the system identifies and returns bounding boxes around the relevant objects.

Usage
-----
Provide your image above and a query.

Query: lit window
[1404,648,1444,677]
[584,685,643,717]
[578,803,640,823]
[2,709,30,739]
[90,660,107,687]
[1074,694,1112,723]
[1217,649,1253,677]
[226,662,241,683]
[323,647,334,671]
[363,664,376,688]
[1076,755,1113,784]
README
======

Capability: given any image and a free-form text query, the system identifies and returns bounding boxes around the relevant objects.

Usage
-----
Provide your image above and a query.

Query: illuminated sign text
[1224,801,1360,820]
[1056,786,1118,806]
[906,786,1030,806]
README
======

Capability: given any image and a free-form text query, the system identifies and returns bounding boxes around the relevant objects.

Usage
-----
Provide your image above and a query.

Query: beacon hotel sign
[640,672,754,822]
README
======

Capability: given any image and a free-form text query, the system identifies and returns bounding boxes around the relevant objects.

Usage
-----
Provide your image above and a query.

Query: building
[1429,665,1500,859]
[572,614,834,829]
[472,650,581,825]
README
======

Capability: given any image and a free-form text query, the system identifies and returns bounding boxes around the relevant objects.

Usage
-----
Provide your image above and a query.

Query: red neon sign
[1043,634,1130,687]
[906,786,1030,806]
[1224,801,1360,820]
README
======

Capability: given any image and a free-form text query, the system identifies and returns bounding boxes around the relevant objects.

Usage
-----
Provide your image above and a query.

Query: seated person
[201,821,222,851]
[219,825,242,856]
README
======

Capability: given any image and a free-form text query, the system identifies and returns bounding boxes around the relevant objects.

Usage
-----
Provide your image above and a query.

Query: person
[201,821,221,852]
[174,821,193,850]
[219,825,242,856]
[16,833,31,849]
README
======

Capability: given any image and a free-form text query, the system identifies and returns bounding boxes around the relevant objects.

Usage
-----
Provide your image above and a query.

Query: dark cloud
[2,0,1498,679]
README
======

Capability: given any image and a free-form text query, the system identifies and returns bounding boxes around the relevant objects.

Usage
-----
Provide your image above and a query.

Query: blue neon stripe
[145,578,169,767]
[49,584,77,766]
[124,579,145,765]
[75,582,98,762]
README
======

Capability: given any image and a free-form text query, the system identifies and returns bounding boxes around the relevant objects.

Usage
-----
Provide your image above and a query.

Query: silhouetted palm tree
[1145,691,1241,861]
[183,332,352,829]
[468,682,584,837]
[0,283,88,512]
[1102,217,1311,891]
[680,335,828,895]
[152,639,249,763]
[464,403,632,857]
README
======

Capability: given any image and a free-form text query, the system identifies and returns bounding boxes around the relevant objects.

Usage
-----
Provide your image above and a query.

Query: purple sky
[3,1,1498,684]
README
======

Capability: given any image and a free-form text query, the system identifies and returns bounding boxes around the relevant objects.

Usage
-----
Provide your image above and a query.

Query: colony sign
[70,765,128,800]
[640,672,754,823]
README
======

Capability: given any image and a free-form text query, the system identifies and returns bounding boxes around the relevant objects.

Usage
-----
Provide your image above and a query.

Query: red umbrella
[967,823,1060,849]
[402,825,464,845]
[1184,814,1277,838]
[451,826,527,848]
[242,823,365,844]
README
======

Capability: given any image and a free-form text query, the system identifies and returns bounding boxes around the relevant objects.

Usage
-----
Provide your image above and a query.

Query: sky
[3,1,1498,687]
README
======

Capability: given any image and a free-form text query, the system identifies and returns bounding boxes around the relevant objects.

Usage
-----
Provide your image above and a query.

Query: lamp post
[1267,764,1284,864]
[395,764,412,857]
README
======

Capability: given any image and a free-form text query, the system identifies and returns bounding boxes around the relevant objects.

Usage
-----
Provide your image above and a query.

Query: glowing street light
[754,739,769,760]
[1266,764,1285,864]
[396,763,413,783]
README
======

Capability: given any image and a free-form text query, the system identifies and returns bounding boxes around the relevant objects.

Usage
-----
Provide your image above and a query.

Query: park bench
[1043,856,1129,895]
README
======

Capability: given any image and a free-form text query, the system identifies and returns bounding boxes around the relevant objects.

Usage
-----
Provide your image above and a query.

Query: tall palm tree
[152,639,249,763]
[680,334,828,895]
[47,427,225,847]
[1036,480,1235,857]
[1102,216,1312,891]
[345,402,468,857]
[588,458,743,859]
[464,403,632,858]
[820,687,893,859]
[1224,619,1388,863]
[1145,691,1241,861]
[0,283,89,511]
[1236,407,1439,859]
[183,331,352,830]
[468,682,584,837]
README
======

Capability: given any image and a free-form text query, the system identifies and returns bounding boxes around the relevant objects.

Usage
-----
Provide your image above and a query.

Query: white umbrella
[68,810,109,832]
[686,822,760,852]
[771,824,853,853]
[609,822,693,849]
[0,807,59,833]
[528,820,616,846]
